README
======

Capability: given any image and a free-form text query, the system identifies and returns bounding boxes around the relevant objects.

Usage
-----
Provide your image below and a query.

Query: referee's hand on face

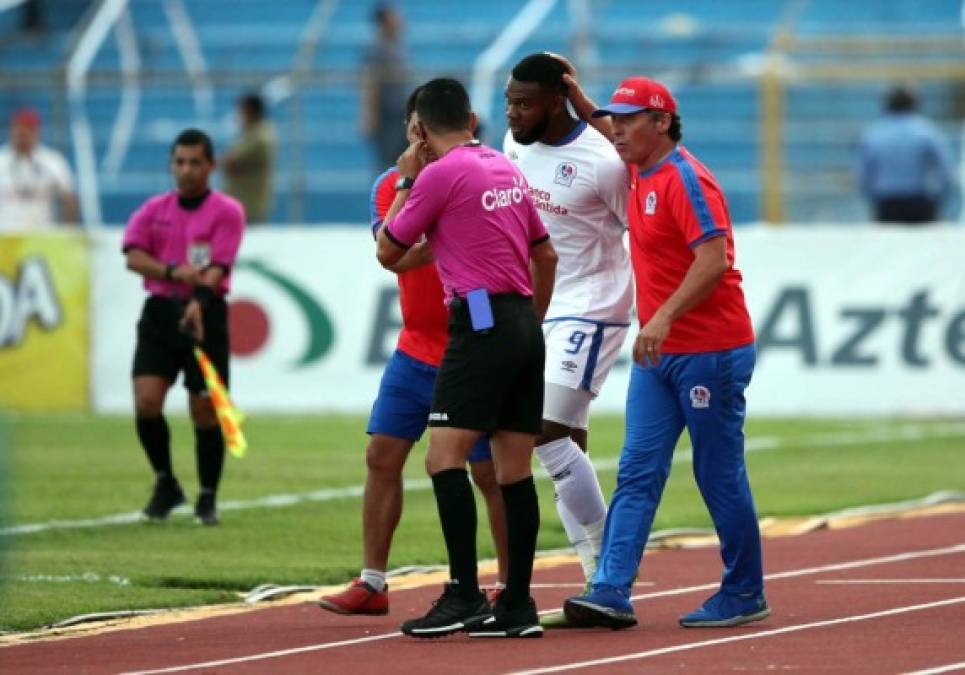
[397,140,429,180]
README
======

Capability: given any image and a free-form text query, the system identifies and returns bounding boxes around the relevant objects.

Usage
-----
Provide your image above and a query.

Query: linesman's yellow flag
[194,347,247,458]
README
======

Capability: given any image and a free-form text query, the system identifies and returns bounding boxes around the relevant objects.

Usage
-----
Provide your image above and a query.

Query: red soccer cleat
[318,578,389,616]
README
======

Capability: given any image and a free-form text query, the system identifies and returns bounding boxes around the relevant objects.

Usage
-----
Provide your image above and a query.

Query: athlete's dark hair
[404,85,423,123]
[372,3,396,26]
[415,78,471,133]
[170,128,214,162]
[511,53,567,93]
[885,86,917,113]
[238,93,266,120]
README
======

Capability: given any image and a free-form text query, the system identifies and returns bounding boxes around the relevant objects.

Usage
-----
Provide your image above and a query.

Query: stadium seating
[0,0,960,225]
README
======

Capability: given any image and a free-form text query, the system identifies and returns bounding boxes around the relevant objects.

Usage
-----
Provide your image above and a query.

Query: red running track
[3,511,965,674]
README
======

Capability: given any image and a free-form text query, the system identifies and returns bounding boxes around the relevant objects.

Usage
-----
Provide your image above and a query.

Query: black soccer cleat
[401,582,492,638]
[468,596,543,638]
[142,476,186,521]
[194,491,220,526]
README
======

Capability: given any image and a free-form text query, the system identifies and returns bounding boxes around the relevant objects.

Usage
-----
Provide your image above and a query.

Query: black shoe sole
[401,612,493,638]
[468,624,543,638]
[142,495,186,521]
[564,598,638,630]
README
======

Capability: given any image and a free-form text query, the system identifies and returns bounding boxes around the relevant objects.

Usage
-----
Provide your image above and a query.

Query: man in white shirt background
[0,108,78,231]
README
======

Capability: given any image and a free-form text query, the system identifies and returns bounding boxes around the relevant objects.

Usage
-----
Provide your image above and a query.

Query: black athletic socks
[500,475,540,610]
[432,468,480,598]
[194,426,226,492]
[136,415,172,477]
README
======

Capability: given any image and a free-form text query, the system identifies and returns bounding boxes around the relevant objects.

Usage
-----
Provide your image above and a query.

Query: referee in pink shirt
[377,78,558,639]
[122,129,245,527]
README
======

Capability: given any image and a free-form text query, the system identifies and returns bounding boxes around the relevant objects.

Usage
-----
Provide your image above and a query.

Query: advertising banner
[0,232,89,410]
[92,227,965,416]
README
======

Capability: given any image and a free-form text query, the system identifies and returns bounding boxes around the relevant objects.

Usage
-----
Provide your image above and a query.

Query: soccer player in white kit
[504,53,632,620]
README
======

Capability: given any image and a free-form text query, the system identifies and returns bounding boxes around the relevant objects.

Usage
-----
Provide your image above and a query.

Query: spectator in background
[221,94,276,224]
[20,0,44,32]
[0,108,78,231]
[360,3,409,170]
[857,86,956,224]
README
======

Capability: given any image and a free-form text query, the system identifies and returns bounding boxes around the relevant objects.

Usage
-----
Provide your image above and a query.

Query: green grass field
[1,413,963,632]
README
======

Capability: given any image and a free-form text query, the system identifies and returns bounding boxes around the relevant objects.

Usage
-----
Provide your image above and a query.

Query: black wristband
[192,285,215,307]
[164,263,176,281]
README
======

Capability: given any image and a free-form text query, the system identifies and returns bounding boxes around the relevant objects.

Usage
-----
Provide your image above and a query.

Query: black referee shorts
[429,293,544,435]
[132,295,230,394]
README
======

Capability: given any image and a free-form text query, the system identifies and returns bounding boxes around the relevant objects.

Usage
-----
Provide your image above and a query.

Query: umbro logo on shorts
[429,412,449,421]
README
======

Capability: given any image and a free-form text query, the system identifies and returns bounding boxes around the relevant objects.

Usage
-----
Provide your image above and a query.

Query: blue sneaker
[563,584,637,630]
[679,590,770,628]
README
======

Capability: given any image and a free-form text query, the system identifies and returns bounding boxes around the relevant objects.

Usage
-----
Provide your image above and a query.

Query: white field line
[624,543,965,605]
[118,632,402,675]
[7,421,965,537]
[530,582,655,589]
[0,435,771,537]
[904,663,965,675]
[118,543,965,675]
[817,579,965,585]
[511,596,965,675]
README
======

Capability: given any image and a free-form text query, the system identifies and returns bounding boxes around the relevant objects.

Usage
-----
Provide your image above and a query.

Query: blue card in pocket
[466,288,494,332]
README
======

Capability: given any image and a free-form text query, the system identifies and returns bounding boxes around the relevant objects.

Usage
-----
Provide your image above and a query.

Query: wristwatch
[395,176,415,191]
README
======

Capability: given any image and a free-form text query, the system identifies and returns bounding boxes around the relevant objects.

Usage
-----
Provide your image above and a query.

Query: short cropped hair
[404,85,423,123]
[238,93,266,120]
[415,78,471,134]
[885,86,917,113]
[372,3,396,25]
[511,53,567,93]
[171,128,214,162]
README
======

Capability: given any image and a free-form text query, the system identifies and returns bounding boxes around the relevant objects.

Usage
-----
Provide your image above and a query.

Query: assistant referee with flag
[123,128,245,526]
[377,78,557,639]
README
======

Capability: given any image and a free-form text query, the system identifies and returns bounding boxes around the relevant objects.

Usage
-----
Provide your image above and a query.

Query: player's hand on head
[544,51,576,78]
[397,140,428,179]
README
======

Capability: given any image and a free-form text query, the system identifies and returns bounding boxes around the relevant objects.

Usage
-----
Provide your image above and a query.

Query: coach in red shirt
[560,74,769,630]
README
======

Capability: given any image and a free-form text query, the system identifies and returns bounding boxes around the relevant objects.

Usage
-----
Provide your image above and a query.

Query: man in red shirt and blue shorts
[559,73,769,629]
[319,90,508,616]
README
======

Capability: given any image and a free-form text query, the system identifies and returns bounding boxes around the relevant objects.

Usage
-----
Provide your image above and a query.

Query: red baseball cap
[11,108,41,128]
[591,77,677,117]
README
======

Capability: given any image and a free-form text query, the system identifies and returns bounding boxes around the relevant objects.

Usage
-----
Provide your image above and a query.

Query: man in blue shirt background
[857,86,957,224]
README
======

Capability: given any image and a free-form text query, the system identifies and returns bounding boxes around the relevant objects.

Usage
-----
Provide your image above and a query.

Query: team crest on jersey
[690,386,711,409]
[507,150,519,161]
[554,162,577,187]
[645,191,657,215]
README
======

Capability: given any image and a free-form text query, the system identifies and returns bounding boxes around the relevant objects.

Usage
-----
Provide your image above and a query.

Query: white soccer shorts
[542,319,630,428]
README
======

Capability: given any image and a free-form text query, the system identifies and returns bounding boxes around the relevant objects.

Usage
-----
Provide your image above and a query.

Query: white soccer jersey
[0,144,75,231]
[504,122,633,323]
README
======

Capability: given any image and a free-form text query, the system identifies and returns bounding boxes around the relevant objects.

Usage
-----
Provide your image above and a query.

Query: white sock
[537,437,608,580]
[360,568,386,592]
[557,498,598,581]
